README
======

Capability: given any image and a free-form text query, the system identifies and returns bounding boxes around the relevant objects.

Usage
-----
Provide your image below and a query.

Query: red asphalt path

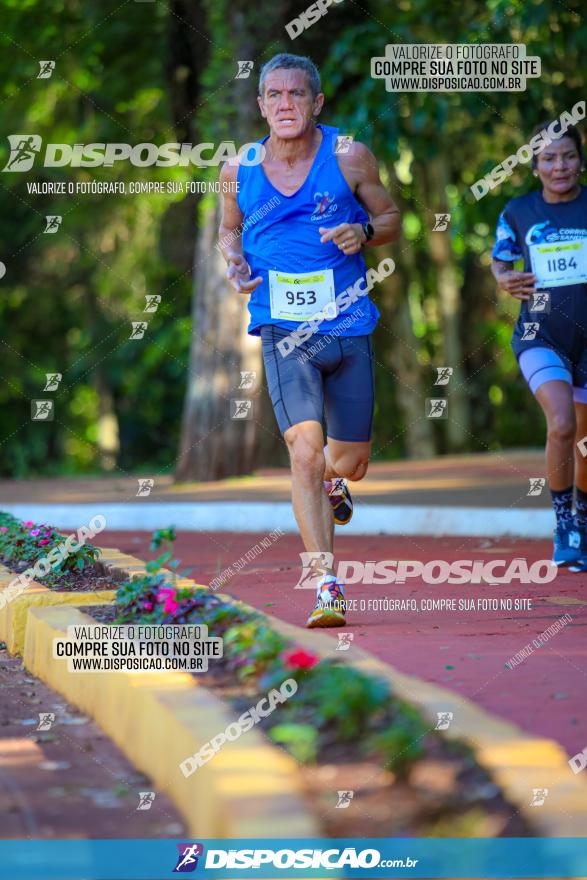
[105,530,586,760]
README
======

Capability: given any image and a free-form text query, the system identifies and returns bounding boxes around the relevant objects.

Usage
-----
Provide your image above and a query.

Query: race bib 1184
[529,239,587,288]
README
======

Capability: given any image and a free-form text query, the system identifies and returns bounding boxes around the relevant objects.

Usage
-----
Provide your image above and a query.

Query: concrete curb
[22,605,317,839]
[10,545,318,838]
[1,502,555,537]
[0,563,115,655]
[23,607,319,838]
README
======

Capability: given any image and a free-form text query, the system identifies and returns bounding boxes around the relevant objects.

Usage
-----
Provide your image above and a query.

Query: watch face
[365,223,374,240]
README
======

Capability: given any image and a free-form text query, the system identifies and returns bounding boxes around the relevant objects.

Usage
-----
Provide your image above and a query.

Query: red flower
[282,648,320,671]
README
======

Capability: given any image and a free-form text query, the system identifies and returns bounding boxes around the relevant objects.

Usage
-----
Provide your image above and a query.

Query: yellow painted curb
[97,546,194,590]
[262,614,587,838]
[23,604,318,839]
[0,563,115,655]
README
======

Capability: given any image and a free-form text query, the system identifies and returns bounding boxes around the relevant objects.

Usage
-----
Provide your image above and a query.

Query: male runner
[218,53,400,626]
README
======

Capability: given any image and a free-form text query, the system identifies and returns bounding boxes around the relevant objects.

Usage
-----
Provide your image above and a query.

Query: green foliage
[0,2,191,476]
[2,1,585,473]
[223,621,289,681]
[0,513,101,584]
[366,701,428,779]
[150,528,177,551]
[281,662,389,741]
[109,529,444,779]
[268,724,318,764]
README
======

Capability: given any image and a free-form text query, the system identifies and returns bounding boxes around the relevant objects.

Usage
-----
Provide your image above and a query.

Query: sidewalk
[0,450,547,506]
[0,451,555,537]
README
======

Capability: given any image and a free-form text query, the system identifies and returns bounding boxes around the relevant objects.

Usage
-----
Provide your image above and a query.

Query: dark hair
[531,120,584,169]
[259,53,321,99]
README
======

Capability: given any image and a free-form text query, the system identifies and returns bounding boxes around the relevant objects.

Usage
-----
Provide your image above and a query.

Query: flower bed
[0,511,120,654]
[0,511,123,592]
[81,530,533,838]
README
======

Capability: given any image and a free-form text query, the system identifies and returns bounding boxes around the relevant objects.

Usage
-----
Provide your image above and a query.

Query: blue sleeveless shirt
[236,124,380,337]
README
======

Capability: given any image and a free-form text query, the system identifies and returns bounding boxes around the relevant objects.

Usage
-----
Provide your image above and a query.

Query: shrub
[0,514,100,582]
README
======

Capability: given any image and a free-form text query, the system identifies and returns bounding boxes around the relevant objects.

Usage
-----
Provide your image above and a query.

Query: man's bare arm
[319,141,401,253]
[218,162,262,294]
[218,162,244,261]
[347,141,401,246]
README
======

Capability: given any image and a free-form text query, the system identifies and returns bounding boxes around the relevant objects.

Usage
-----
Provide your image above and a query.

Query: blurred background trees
[0,0,584,478]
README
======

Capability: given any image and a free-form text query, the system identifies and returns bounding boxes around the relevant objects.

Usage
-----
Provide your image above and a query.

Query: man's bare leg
[324,438,371,483]
[285,424,371,560]
[285,421,334,577]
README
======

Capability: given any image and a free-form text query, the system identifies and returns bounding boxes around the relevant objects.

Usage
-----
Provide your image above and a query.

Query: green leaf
[268,724,318,764]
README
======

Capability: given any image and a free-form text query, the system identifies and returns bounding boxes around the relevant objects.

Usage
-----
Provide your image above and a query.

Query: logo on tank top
[310,190,338,221]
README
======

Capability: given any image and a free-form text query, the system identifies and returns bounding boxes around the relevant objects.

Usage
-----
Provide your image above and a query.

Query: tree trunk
[378,166,435,458]
[174,0,287,481]
[83,284,120,470]
[421,155,471,451]
[95,372,119,471]
[176,198,260,480]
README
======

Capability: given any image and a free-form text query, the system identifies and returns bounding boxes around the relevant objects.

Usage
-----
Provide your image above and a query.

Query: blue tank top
[237,124,380,337]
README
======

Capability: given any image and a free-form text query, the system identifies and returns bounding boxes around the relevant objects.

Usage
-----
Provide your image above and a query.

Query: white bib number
[269,269,336,322]
[529,239,587,288]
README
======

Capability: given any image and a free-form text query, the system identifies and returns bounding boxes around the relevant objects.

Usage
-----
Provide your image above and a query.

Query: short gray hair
[259,53,321,99]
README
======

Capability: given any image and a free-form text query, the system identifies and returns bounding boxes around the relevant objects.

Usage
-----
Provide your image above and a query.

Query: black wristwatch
[361,222,375,244]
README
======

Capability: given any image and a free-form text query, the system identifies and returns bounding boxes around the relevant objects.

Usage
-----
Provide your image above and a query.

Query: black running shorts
[260,324,375,442]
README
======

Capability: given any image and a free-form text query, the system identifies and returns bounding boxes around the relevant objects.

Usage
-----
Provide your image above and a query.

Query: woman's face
[535,136,582,197]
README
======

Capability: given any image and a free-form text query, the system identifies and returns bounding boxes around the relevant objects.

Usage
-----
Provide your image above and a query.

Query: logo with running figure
[3,135,42,172]
[173,843,204,873]
[295,551,334,589]
[310,190,338,222]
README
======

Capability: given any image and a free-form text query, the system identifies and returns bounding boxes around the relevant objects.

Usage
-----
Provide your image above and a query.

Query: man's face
[536,136,582,195]
[258,68,324,139]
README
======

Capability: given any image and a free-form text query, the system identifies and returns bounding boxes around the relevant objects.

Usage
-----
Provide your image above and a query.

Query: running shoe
[568,523,587,571]
[326,478,353,525]
[552,521,582,567]
[306,574,346,628]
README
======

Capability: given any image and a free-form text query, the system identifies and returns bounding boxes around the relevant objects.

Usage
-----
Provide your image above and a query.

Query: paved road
[108,529,586,762]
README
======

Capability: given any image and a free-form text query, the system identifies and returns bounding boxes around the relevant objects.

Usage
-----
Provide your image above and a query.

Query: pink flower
[30,529,40,537]
[39,539,50,546]
[156,586,179,615]
[143,601,153,611]
[282,648,320,671]
[0,527,7,533]
[24,520,34,527]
